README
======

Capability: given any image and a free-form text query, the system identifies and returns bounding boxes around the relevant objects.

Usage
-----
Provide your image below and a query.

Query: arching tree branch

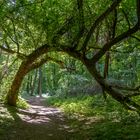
[0,45,27,60]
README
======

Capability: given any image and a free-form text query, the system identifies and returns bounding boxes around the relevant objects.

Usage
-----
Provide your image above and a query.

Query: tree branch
[71,0,85,48]
[77,0,85,32]
[27,56,64,72]
[92,23,139,63]
[136,0,140,25]
[87,45,140,54]
[81,0,122,50]
[131,35,140,42]
[52,17,74,44]
[112,8,118,39]
[84,61,140,114]
[0,45,27,60]
[122,10,131,29]
[111,84,140,92]
[0,58,18,83]
[7,16,20,52]
[126,92,140,97]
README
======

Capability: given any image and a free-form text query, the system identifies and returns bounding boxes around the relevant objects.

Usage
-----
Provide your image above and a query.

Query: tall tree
[0,0,140,113]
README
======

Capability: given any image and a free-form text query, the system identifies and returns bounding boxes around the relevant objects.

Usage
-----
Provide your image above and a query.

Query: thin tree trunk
[26,74,30,95]
[30,69,37,96]
[102,51,110,99]
[104,51,110,78]
[52,64,56,91]
[38,67,42,97]
[29,74,33,93]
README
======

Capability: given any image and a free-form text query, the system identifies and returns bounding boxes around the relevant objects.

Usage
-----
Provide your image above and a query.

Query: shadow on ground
[0,97,140,140]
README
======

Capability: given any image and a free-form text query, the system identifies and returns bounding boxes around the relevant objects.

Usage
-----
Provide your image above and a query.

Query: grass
[0,96,29,139]
[45,94,140,139]
[0,94,140,139]
[16,97,30,109]
[0,104,16,139]
[45,95,138,119]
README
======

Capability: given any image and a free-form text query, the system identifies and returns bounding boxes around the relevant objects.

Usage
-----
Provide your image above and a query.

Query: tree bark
[102,51,110,99]
[6,61,28,106]
[83,59,140,113]
[6,45,50,106]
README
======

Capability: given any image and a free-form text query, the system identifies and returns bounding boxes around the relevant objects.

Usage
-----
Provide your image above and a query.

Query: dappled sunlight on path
[2,97,101,140]
[18,97,70,127]
[18,99,63,124]
[3,97,139,140]
[6,97,79,140]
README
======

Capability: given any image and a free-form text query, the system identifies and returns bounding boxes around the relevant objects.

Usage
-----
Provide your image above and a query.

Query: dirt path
[5,97,82,140]
[3,97,139,140]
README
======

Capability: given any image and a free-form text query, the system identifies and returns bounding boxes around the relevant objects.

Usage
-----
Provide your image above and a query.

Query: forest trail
[2,97,140,140]
[5,97,81,140]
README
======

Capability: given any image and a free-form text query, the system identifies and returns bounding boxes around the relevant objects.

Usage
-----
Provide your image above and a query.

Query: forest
[0,0,140,139]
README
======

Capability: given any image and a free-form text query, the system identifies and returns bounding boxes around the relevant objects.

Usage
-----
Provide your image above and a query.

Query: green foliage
[16,97,29,109]
[0,0,139,111]
[0,104,15,138]
[45,95,140,121]
[0,0,140,138]
[45,95,140,139]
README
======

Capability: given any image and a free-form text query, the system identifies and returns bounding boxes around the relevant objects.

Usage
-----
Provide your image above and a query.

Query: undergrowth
[0,94,140,139]
[46,94,140,123]
[45,94,140,139]
[0,96,29,139]
[16,97,30,109]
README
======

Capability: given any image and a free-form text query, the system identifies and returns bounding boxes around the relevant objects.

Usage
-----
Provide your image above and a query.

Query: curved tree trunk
[84,59,140,113]
[6,44,49,106]
[6,44,140,114]
[6,62,28,106]
[6,53,140,114]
